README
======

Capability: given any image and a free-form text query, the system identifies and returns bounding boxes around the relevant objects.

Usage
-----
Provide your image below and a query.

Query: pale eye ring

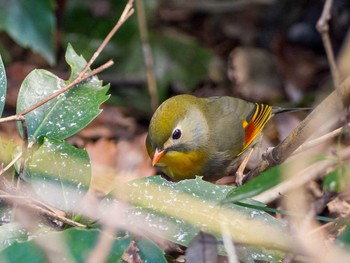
[172,129,182,140]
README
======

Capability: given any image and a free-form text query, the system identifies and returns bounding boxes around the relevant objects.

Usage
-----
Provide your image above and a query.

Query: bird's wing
[205,96,272,155]
[240,103,272,153]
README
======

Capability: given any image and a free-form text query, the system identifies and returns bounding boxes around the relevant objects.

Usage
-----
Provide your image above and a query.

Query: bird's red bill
[152,148,165,166]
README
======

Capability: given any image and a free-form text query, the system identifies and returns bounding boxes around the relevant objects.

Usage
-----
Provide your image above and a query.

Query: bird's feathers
[147,94,301,181]
[241,103,272,153]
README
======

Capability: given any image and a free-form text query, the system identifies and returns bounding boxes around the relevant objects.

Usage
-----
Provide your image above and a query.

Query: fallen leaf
[327,196,350,219]
[122,240,143,263]
[78,105,137,140]
[87,133,154,196]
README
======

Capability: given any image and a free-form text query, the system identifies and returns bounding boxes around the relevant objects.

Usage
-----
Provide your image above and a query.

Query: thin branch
[316,0,340,88]
[86,227,115,263]
[0,114,24,123]
[19,117,28,178]
[136,0,158,111]
[33,203,86,228]
[19,60,114,116]
[281,153,350,263]
[0,191,86,228]
[220,222,239,263]
[0,152,22,176]
[0,0,135,230]
[293,123,350,155]
[254,147,350,204]
[243,74,350,183]
[0,1,134,121]
[84,0,134,74]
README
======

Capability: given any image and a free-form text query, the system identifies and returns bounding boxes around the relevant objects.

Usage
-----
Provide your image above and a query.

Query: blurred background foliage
[1,0,350,261]
[0,0,217,117]
[1,0,350,219]
[1,0,350,209]
[1,0,350,121]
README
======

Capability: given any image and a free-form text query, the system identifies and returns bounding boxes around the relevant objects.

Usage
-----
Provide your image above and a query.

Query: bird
[146,94,306,183]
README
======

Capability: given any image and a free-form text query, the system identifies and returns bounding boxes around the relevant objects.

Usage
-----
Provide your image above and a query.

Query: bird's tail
[272,107,312,115]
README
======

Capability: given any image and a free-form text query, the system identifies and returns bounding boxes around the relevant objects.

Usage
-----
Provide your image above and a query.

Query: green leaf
[65,229,131,262]
[0,0,56,65]
[152,35,215,94]
[16,44,110,141]
[0,54,6,116]
[0,223,29,252]
[27,137,91,211]
[0,138,14,167]
[337,225,350,248]
[224,166,283,203]
[0,228,132,263]
[120,176,285,262]
[235,201,334,223]
[322,165,350,192]
[137,238,167,263]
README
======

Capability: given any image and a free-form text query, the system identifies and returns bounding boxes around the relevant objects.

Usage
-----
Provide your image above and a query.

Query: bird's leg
[235,147,255,186]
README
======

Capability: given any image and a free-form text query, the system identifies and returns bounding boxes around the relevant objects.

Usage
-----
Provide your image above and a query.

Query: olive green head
[146,94,210,178]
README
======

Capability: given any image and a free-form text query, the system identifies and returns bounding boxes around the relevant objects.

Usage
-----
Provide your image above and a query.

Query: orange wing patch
[240,103,272,154]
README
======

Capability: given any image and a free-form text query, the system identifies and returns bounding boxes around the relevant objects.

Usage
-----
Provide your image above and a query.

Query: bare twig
[34,204,86,228]
[32,232,75,263]
[220,222,239,263]
[0,1,134,120]
[0,191,86,228]
[19,117,28,178]
[282,151,350,263]
[316,0,340,88]
[84,0,134,73]
[254,147,350,204]
[86,227,115,263]
[293,123,350,155]
[19,60,114,116]
[243,74,350,183]
[0,0,135,230]
[243,0,350,185]
[7,61,111,188]
[0,189,63,215]
[136,0,158,111]
[0,151,22,176]
[0,115,24,123]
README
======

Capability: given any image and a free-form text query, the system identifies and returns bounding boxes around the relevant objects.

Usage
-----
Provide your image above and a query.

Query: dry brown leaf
[87,133,154,196]
[6,62,36,108]
[228,47,285,103]
[79,105,137,140]
[327,197,350,218]
[122,240,143,263]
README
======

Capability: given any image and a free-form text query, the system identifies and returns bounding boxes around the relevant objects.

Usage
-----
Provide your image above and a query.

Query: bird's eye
[172,129,182,140]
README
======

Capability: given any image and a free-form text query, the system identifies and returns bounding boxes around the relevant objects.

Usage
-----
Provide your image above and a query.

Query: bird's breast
[157,150,206,180]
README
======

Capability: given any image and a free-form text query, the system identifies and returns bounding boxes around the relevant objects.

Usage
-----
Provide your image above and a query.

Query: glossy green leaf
[0,0,55,65]
[337,225,350,248]
[0,138,14,167]
[137,238,167,263]
[0,228,132,263]
[224,166,283,203]
[323,165,349,192]
[16,44,109,141]
[0,223,29,252]
[235,201,334,223]
[0,55,6,117]
[323,169,342,192]
[121,176,285,262]
[27,137,90,211]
